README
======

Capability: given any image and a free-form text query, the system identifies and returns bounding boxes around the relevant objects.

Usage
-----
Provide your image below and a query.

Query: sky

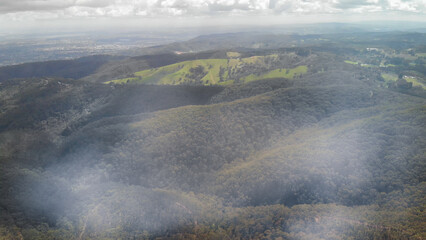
[0,0,425,33]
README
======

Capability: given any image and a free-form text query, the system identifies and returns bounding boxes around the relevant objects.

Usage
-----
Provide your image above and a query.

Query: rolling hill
[106,53,308,85]
[0,66,425,239]
[0,32,425,239]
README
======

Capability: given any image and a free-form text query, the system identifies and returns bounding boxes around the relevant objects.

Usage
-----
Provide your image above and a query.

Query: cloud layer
[1,0,425,20]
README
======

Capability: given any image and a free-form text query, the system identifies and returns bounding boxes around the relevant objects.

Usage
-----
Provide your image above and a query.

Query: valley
[0,29,425,239]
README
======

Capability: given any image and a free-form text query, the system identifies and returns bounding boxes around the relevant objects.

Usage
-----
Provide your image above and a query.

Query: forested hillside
[0,55,124,82]
[0,32,425,239]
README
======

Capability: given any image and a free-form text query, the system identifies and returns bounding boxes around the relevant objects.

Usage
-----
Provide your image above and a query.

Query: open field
[106,53,307,85]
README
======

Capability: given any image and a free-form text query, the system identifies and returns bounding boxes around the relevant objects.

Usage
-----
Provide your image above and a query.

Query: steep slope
[0,68,425,239]
[0,55,123,82]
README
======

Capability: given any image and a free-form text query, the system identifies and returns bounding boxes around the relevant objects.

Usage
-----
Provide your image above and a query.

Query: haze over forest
[0,1,425,240]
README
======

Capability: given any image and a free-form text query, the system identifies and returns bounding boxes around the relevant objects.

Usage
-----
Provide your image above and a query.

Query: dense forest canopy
[0,30,425,239]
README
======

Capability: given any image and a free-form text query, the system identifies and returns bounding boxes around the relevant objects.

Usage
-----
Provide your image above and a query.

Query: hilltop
[0,31,425,239]
[105,53,308,85]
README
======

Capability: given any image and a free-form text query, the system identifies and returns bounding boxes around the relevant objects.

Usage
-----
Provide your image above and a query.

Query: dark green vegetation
[0,31,425,239]
[0,55,124,82]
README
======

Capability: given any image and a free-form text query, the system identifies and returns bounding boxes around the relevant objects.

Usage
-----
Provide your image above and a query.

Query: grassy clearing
[380,63,397,67]
[110,59,228,85]
[382,73,426,89]
[226,52,241,58]
[360,63,379,68]
[105,77,138,84]
[404,76,426,89]
[381,73,398,82]
[218,80,234,86]
[345,60,381,68]
[242,65,308,83]
[344,60,358,65]
[106,54,307,86]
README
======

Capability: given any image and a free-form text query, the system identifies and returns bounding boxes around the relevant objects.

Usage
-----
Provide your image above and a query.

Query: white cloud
[387,0,421,12]
[350,5,383,13]
[0,0,425,21]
